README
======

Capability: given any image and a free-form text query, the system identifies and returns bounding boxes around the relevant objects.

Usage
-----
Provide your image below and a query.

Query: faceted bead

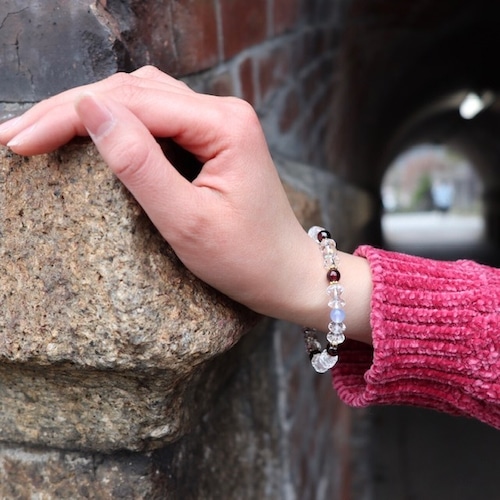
[311,349,338,373]
[327,331,346,345]
[320,238,337,254]
[323,254,336,268]
[328,321,346,334]
[327,284,344,298]
[328,298,346,309]
[327,268,341,282]
[330,307,346,323]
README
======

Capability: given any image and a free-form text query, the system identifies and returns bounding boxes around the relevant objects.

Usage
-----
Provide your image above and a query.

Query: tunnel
[329,0,500,250]
[328,3,500,496]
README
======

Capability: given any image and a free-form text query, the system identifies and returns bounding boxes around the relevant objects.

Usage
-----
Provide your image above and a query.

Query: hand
[0,66,372,342]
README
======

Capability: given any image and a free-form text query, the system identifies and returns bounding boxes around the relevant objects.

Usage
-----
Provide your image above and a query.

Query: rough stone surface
[0,324,287,499]
[0,141,258,452]
[0,143,370,496]
[0,1,126,105]
[0,443,158,499]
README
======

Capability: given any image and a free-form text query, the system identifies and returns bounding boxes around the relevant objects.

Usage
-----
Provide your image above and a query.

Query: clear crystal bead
[323,254,340,269]
[311,349,338,373]
[320,238,337,254]
[328,321,346,334]
[327,331,346,345]
[328,298,346,308]
[327,283,344,298]
[323,253,340,269]
[323,254,334,268]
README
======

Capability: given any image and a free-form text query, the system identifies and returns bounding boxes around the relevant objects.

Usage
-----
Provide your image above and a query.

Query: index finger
[0,67,193,149]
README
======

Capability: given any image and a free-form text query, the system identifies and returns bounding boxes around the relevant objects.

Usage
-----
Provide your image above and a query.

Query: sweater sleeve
[333,245,500,429]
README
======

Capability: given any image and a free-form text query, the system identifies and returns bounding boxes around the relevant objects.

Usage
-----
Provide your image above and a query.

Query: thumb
[75,92,196,237]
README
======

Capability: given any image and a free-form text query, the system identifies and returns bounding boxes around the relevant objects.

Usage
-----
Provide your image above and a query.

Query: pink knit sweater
[333,245,500,429]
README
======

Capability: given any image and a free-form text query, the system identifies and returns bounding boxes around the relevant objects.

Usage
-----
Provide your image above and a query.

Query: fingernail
[7,123,37,148]
[75,92,115,140]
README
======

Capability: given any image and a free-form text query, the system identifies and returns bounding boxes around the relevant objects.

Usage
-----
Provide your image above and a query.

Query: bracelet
[303,226,346,373]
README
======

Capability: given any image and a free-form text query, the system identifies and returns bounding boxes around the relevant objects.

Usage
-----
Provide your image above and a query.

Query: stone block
[0,324,283,499]
[0,0,125,103]
[0,443,159,499]
[0,141,258,452]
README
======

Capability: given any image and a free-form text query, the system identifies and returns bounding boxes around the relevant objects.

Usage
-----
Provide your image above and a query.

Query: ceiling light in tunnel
[459,91,494,119]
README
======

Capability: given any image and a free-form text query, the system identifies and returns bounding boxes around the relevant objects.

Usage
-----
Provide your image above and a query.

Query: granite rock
[0,142,258,452]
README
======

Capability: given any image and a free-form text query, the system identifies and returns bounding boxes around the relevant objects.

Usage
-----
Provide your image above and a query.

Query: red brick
[171,0,219,75]
[238,56,256,105]
[258,43,291,104]
[300,60,334,106]
[300,0,333,23]
[290,31,310,74]
[279,87,301,133]
[274,0,301,35]
[220,0,268,59]
[298,0,315,22]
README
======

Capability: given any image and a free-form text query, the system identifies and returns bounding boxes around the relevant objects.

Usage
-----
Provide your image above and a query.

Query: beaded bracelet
[303,226,346,373]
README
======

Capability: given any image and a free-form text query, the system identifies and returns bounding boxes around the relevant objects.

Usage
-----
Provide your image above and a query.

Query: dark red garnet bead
[327,268,341,282]
[317,230,331,242]
[327,344,339,356]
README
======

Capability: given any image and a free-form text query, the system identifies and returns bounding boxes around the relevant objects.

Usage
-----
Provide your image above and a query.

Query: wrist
[254,226,373,346]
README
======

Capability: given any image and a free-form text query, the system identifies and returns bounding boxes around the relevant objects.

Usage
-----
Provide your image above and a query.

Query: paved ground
[371,405,500,500]
[382,212,485,247]
[371,212,500,500]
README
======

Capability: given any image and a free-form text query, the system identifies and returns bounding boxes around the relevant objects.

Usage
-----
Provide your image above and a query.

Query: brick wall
[1,0,341,168]
[179,0,338,168]
[111,0,344,167]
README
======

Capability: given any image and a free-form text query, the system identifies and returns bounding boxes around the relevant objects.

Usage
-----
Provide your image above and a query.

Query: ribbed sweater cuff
[333,245,500,428]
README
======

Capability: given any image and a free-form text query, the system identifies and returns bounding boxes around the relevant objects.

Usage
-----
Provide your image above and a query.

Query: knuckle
[217,97,263,140]
[102,72,152,102]
[105,71,134,87]
[224,96,257,120]
[133,65,162,79]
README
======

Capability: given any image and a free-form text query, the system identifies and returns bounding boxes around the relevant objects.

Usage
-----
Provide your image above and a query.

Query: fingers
[0,78,245,168]
[3,88,206,156]
[0,66,194,153]
[4,113,87,155]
